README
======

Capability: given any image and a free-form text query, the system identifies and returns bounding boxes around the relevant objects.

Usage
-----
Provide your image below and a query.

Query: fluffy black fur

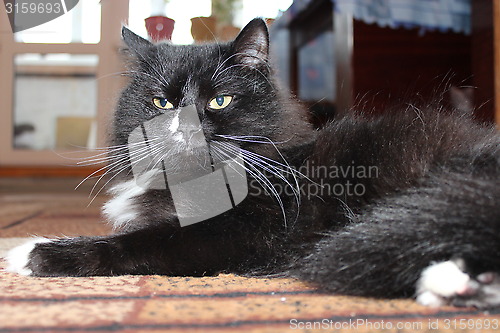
[20,19,500,307]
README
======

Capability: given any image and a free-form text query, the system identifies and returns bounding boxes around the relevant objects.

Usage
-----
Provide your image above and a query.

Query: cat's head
[111,19,311,179]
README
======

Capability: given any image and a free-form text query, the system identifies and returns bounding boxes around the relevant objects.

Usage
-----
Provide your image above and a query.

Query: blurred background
[0,0,497,190]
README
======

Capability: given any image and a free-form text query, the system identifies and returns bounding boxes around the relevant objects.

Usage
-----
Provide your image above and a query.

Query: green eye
[209,95,233,109]
[153,97,174,109]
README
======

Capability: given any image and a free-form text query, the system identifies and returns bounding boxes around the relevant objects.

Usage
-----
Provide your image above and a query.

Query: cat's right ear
[232,18,269,67]
[122,26,152,53]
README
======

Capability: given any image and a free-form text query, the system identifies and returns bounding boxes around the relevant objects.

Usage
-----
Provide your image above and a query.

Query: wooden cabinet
[271,0,497,126]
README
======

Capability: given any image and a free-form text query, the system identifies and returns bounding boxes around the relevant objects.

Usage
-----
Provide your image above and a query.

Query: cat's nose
[177,124,201,137]
[175,104,204,141]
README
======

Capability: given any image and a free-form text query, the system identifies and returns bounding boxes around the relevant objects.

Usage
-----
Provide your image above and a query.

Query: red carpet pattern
[1,193,499,332]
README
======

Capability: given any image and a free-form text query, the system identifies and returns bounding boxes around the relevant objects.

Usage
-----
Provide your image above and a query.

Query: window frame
[0,1,129,167]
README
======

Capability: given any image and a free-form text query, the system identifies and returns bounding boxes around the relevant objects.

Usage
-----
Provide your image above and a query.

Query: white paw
[416,260,477,307]
[5,238,52,276]
[416,290,447,307]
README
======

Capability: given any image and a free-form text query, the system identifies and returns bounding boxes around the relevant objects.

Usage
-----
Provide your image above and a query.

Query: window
[0,1,128,166]
[13,54,99,150]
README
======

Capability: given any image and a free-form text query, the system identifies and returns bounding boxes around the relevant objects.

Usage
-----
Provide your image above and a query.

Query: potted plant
[145,0,175,42]
[190,16,217,43]
[211,0,241,41]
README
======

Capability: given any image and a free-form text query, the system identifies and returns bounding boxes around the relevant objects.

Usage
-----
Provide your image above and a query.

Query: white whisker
[211,144,289,229]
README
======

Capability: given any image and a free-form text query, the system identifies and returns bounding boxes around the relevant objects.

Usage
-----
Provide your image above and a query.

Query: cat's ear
[122,26,152,53]
[232,18,269,66]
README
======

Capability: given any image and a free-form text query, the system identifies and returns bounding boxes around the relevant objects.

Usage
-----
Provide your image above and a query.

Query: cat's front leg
[6,236,133,277]
[5,227,174,277]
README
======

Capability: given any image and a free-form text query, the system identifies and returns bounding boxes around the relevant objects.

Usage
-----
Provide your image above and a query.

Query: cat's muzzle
[128,104,248,227]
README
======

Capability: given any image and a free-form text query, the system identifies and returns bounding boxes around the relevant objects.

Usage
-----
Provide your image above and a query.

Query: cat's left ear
[232,18,269,66]
[122,26,152,53]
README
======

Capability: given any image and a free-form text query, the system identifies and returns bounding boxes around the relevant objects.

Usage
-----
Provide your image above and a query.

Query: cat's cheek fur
[5,237,53,276]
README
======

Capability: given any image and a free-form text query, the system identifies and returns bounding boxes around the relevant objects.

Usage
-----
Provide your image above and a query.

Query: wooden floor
[0,176,100,194]
[0,177,111,238]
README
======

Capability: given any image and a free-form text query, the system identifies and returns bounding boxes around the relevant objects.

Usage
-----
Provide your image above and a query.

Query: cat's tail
[294,172,500,307]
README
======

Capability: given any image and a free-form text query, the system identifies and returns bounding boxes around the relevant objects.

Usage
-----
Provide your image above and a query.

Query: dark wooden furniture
[272,0,497,126]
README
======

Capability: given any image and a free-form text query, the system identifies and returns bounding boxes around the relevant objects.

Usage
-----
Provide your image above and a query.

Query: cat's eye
[152,97,174,110]
[208,95,233,110]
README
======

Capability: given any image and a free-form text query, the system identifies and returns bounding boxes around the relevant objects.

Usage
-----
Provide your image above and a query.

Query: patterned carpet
[1,190,499,332]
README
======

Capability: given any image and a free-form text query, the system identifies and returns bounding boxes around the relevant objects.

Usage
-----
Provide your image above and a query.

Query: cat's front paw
[5,237,53,276]
[451,272,500,308]
[6,236,106,277]
[416,260,500,309]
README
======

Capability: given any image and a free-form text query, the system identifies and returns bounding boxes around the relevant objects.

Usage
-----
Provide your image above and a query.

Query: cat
[6,19,500,309]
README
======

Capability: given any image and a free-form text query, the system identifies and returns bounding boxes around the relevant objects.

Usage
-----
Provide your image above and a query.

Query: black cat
[6,19,500,308]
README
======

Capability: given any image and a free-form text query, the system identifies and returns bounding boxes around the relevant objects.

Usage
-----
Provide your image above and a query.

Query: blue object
[333,0,470,34]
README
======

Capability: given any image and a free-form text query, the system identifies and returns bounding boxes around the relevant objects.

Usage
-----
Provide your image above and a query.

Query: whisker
[216,134,291,145]
[87,140,165,204]
[213,62,272,88]
[217,143,302,226]
[217,137,304,188]
[212,52,271,81]
[86,162,135,207]
[212,145,288,229]
[76,137,165,187]
[217,142,300,196]
[80,140,164,195]
[215,136,309,226]
[211,53,242,80]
